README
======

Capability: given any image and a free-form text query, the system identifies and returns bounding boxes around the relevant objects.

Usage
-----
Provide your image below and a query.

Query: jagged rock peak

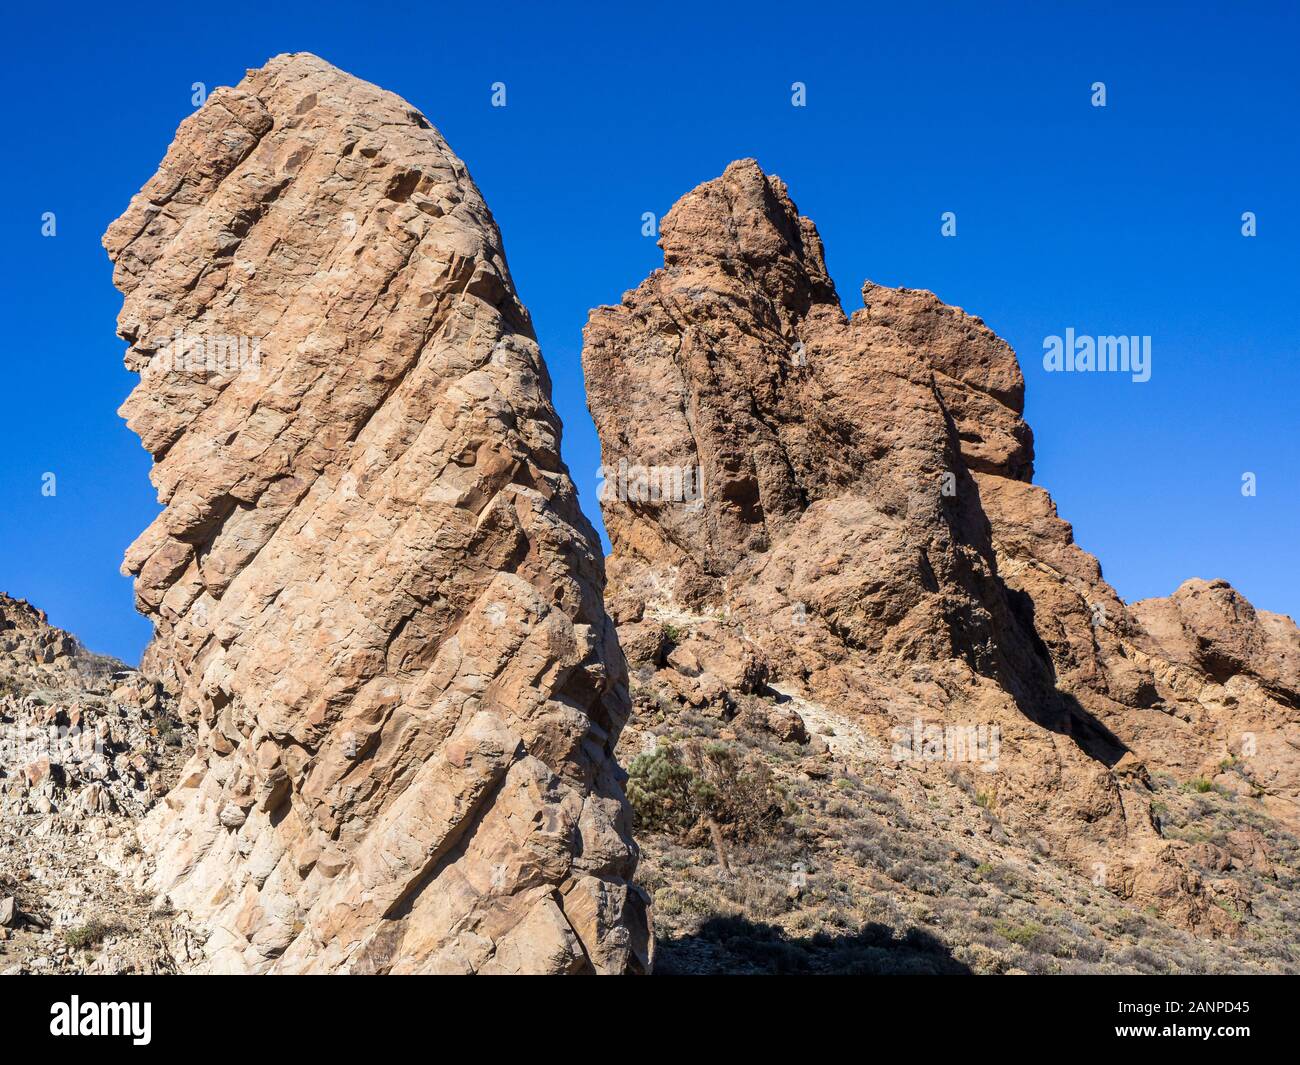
[585,158,1032,606]
[1133,578,1299,705]
[584,159,1299,939]
[103,52,648,974]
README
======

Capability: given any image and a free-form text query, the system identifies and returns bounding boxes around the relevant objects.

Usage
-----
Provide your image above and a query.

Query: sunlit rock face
[105,52,648,974]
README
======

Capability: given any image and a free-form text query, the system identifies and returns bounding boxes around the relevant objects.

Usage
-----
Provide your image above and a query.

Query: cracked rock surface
[102,53,646,974]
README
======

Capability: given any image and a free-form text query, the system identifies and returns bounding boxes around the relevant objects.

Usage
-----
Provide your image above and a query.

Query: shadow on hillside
[931,390,1131,772]
[654,915,973,975]
[1002,587,1129,768]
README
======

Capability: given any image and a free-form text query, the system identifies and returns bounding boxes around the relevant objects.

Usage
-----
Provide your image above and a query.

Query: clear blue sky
[2,1,1296,663]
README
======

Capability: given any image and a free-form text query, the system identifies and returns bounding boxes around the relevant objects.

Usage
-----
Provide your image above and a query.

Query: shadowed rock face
[584,159,1300,935]
[104,53,647,974]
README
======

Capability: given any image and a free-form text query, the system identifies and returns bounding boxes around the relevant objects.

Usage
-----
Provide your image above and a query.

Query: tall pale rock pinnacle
[584,159,1300,938]
[103,53,647,973]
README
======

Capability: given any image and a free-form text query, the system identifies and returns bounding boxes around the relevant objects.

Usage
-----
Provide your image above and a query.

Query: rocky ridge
[4,87,1294,976]
[0,593,189,973]
[583,160,1300,966]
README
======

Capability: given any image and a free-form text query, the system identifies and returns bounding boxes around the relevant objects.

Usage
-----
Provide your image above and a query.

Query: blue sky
[2,1,1296,663]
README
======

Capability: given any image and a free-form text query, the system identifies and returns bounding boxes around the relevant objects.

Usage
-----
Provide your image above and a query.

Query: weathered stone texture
[584,160,1299,935]
[104,53,646,973]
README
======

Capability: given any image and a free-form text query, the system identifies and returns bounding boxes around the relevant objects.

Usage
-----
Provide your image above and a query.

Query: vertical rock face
[104,53,647,974]
[584,160,1299,936]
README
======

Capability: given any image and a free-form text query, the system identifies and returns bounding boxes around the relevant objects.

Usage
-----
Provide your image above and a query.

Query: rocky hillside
[100,53,646,974]
[0,593,116,700]
[0,593,191,973]
[583,160,1300,973]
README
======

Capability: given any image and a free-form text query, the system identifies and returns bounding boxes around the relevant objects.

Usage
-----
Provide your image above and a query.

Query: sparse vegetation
[63,918,122,951]
[627,740,786,853]
[623,666,1300,975]
[156,719,186,747]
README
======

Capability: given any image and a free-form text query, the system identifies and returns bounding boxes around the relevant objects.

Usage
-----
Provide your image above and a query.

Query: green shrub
[626,741,785,845]
[63,919,121,951]
[995,919,1047,948]
[626,744,707,835]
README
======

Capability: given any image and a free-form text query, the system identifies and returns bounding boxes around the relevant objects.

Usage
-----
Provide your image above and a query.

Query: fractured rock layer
[583,159,1299,935]
[104,53,646,973]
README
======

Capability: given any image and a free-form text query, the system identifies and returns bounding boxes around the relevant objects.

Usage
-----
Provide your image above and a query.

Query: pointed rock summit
[104,53,647,973]
[584,160,1299,937]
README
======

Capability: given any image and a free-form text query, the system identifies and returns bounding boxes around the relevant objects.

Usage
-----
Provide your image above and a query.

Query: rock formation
[583,160,1299,943]
[103,53,647,974]
[2,595,86,691]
